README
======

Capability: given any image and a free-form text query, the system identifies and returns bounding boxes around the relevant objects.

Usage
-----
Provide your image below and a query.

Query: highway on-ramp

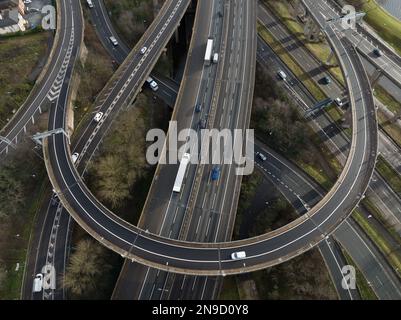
[42,0,378,275]
[0,0,76,158]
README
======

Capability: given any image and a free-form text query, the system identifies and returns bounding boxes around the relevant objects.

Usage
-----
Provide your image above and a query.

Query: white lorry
[173,153,191,193]
[204,38,214,66]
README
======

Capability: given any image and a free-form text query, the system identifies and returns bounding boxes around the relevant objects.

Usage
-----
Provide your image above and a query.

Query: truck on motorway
[204,38,214,66]
[173,153,191,193]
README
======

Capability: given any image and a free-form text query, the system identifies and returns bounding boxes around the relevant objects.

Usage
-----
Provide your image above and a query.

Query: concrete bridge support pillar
[369,68,383,88]
[391,110,401,123]
[341,105,352,129]
[324,49,338,67]
[175,27,180,43]
[290,0,306,20]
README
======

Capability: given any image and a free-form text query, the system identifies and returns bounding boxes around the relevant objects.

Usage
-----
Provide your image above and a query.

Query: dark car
[373,48,383,57]
[195,103,202,113]
[321,76,331,85]
[51,193,59,206]
[199,118,207,129]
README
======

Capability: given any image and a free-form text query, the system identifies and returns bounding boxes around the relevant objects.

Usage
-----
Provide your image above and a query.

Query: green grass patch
[362,197,401,244]
[257,21,352,138]
[374,85,401,115]
[341,248,378,300]
[353,210,401,278]
[219,276,240,300]
[348,0,401,55]
[376,155,401,196]
[0,32,49,126]
[263,0,344,85]
[298,161,333,190]
[377,109,401,147]
[257,22,326,101]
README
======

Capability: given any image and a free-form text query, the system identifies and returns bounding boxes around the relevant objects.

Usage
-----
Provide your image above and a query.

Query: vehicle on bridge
[204,38,214,66]
[231,251,246,260]
[173,153,191,193]
[213,53,219,64]
[94,112,103,123]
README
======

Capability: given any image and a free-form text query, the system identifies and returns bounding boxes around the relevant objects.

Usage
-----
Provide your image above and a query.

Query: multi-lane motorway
[23,0,190,299]
[256,36,401,299]
[258,2,401,235]
[114,0,257,300]
[13,0,397,299]
[20,0,83,299]
[41,0,378,275]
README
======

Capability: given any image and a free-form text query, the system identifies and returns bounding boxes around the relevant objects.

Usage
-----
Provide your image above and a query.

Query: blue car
[195,103,202,113]
[211,167,220,181]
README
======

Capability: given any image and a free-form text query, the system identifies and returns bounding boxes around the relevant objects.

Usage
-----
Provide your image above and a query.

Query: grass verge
[348,0,401,55]
[0,31,49,126]
[257,22,326,101]
[262,0,344,85]
[376,155,401,196]
[378,109,401,147]
[353,210,401,278]
[375,85,401,115]
[341,249,378,300]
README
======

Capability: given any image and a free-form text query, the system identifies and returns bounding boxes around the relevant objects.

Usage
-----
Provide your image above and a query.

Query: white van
[33,274,43,293]
[231,251,246,260]
[146,77,158,91]
[278,70,287,80]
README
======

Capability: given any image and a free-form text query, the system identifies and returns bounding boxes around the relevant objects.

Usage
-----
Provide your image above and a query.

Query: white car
[149,81,158,91]
[24,0,32,4]
[231,251,246,260]
[278,70,287,80]
[33,274,43,293]
[140,46,147,55]
[94,111,103,122]
[256,152,267,161]
[72,152,79,164]
[109,36,118,46]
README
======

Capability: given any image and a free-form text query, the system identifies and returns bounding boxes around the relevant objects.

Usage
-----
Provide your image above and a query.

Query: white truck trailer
[173,153,191,193]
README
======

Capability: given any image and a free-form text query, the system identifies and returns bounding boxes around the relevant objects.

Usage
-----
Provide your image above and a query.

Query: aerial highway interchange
[1,0,401,301]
